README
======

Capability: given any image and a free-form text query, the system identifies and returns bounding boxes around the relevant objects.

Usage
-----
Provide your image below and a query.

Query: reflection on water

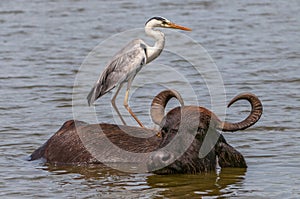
[147,168,246,198]
[44,164,246,198]
[0,0,300,198]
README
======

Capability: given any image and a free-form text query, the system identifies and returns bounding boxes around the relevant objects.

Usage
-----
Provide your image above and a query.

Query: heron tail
[87,83,112,106]
[87,86,96,106]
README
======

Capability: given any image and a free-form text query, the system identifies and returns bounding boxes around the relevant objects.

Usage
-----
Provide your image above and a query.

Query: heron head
[145,16,191,31]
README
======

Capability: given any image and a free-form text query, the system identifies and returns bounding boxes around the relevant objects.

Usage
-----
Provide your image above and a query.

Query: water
[1,0,299,198]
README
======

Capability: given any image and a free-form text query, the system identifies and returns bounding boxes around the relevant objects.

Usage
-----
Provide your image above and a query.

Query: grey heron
[87,16,191,127]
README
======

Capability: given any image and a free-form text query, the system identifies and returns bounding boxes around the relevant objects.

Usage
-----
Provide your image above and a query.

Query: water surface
[0,0,299,198]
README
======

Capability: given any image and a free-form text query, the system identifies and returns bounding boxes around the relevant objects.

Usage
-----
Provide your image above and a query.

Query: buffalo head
[147,90,263,174]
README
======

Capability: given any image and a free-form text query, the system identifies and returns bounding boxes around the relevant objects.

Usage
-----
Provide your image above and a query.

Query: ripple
[0,10,24,15]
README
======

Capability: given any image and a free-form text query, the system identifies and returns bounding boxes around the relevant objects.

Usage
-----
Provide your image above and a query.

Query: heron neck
[145,27,165,63]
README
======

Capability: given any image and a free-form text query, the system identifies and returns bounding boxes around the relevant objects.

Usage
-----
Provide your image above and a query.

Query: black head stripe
[145,16,167,25]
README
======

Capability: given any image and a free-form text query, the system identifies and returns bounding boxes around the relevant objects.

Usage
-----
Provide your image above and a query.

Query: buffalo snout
[147,150,176,172]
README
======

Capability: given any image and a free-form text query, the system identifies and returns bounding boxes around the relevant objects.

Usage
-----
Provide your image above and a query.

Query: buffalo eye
[161,127,168,136]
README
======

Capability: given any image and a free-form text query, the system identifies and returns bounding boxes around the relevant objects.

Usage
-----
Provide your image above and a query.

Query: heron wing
[87,39,147,105]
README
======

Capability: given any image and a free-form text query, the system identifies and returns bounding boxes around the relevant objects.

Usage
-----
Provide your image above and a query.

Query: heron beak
[168,22,192,31]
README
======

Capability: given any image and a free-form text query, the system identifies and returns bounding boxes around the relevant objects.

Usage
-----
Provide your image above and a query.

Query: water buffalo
[30,90,262,174]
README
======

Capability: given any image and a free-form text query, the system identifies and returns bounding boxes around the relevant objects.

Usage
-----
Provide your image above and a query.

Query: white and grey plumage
[87,16,191,127]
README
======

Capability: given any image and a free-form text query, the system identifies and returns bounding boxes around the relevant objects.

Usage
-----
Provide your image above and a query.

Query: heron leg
[123,88,145,128]
[111,84,127,125]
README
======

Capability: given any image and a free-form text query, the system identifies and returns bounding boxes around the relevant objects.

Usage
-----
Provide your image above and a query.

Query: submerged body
[30,119,247,174]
